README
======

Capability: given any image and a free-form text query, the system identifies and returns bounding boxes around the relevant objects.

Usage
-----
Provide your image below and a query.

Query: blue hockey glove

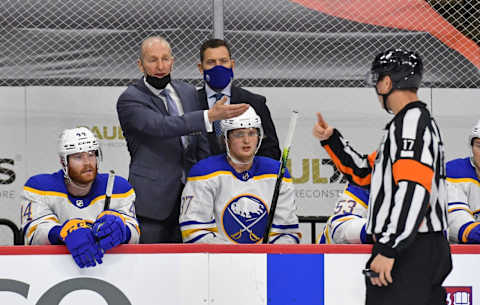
[93,210,129,251]
[59,219,104,268]
[459,221,480,243]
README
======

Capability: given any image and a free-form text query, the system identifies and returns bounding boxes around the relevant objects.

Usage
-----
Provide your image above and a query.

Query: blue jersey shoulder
[24,170,66,193]
[253,156,291,178]
[346,184,370,204]
[446,157,476,180]
[113,175,133,194]
[92,173,133,196]
[187,155,290,179]
[188,155,230,177]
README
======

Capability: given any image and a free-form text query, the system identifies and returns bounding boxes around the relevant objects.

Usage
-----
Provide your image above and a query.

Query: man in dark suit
[117,36,248,243]
[197,39,281,160]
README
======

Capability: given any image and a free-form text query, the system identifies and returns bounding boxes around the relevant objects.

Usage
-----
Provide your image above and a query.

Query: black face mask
[145,74,171,90]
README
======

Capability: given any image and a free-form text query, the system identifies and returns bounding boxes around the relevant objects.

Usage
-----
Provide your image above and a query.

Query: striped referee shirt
[321,101,448,257]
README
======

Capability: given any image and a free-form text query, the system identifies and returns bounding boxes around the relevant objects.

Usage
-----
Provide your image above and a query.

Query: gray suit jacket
[117,78,210,220]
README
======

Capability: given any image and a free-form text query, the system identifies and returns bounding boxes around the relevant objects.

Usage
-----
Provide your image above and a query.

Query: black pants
[365,232,452,305]
[137,205,182,244]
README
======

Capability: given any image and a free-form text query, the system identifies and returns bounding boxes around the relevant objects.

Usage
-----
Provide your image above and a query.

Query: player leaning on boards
[318,183,370,244]
[313,49,452,305]
[20,127,139,268]
[179,107,301,244]
[447,119,480,243]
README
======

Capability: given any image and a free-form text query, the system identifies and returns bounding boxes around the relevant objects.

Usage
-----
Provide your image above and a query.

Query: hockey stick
[104,170,115,210]
[262,110,299,243]
[95,170,116,243]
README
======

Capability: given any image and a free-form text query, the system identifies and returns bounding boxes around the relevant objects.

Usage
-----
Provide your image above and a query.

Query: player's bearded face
[67,151,98,184]
[228,128,259,162]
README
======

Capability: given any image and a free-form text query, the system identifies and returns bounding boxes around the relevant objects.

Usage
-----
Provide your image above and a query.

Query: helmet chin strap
[226,150,253,165]
[471,155,480,177]
[376,87,394,114]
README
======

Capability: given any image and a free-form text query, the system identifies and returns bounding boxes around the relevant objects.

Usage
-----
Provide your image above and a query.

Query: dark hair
[200,39,232,62]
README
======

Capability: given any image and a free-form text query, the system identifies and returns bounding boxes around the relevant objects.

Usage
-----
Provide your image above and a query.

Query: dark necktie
[212,93,224,136]
[160,89,179,116]
[160,89,187,148]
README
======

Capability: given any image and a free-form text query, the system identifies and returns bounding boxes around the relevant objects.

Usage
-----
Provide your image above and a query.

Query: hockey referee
[313,49,452,305]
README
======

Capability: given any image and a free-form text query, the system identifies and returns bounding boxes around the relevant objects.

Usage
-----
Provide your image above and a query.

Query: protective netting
[0,0,212,86]
[0,0,478,87]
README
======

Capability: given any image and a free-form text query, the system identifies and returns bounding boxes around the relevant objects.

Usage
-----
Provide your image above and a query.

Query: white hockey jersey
[446,157,480,243]
[319,183,368,244]
[180,155,301,244]
[21,170,140,245]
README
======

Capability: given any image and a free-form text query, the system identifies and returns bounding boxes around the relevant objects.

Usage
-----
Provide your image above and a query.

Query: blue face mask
[203,65,234,90]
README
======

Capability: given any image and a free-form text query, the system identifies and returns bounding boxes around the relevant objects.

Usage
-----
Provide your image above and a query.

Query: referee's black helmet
[369,49,423,90]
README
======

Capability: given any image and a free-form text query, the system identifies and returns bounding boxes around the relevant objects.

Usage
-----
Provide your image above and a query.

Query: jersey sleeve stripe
[269,233,300,244]
[26,224,39,238]
[88,190,135,207]
[462,222,480,243]
[448,202,469,207]
[180,219,216,227]
[187,171,233,181]
[23,186,68,198]
[324,145,372,186]
[392,159,433,192]
[253,174,292,183]
[446,177,480,186]
[182,227,218,240]
[253,174,277,180]
[185,232,215,243]
[330,217,357,240]
[111,189,135,198]
[330,213,363,222]
[271,223,299,229]
[448,207,473,215]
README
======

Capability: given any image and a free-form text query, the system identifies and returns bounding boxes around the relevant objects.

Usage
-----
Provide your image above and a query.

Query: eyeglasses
[230,130,259,139]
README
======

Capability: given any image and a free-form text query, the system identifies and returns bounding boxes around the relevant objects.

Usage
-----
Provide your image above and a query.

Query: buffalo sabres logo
[222,194,268,244]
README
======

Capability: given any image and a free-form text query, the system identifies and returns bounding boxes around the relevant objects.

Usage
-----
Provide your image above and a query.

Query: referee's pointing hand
[313,113,334,141]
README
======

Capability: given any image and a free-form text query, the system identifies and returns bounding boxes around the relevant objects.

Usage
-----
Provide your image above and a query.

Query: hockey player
[20,127,140,268]
[179,107,301,244]
[318,183,369,244]
[447,119,480,243]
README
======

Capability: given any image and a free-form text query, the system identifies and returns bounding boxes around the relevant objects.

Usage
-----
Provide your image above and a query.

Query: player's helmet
[369,49,423,90]
[221,106,264,162]
[58,127,102,178]
[469,120,480,146]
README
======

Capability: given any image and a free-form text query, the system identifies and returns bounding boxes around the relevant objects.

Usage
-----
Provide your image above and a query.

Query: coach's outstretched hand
[313,113,334,141]
[207,96,249,122]
[60,219,104,268]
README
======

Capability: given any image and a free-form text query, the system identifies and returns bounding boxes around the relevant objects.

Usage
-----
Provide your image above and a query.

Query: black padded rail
[298,216,329,244]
